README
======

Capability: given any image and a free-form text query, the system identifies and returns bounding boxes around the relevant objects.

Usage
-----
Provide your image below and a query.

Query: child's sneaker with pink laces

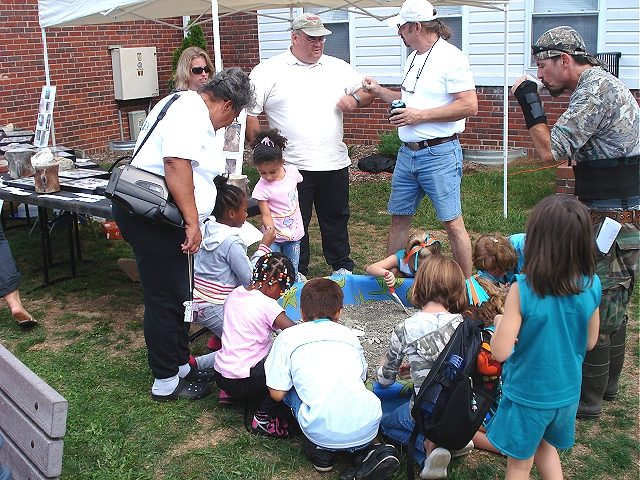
[217,389,233,405]
[251,411,288,438]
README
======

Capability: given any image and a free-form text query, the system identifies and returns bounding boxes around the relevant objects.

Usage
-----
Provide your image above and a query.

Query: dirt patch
[342,300,417,378]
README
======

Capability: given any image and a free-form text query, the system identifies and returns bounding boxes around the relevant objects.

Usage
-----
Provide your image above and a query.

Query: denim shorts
[388,140,463,222]
[487,397,579,460]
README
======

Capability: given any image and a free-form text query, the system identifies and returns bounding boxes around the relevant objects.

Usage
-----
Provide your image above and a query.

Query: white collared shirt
[249,49,363,171]
[399,38,475,142]
[131,90,224,222]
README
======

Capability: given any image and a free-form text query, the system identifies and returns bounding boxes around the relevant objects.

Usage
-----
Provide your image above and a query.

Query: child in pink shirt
[251,129,304,281]
[213,252,296,438]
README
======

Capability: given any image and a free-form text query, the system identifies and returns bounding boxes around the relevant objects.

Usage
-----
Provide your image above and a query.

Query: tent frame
[38,0,511,217]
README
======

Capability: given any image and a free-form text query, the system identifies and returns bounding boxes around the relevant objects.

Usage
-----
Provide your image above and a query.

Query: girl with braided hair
[213,252,297,438]
[190,175,275,373]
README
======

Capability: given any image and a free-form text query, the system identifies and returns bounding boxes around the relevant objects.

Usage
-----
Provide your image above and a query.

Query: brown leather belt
[590,209,640,226]
[403,134,458,151]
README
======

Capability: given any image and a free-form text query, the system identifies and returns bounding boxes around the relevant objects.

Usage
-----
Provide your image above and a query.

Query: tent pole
[211,0,222,72]
[502,3,509,218]
[41,27,56,147]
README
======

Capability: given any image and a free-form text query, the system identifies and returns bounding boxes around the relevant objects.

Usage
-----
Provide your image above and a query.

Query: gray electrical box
[128,110,147,141]
[111,47,159,100]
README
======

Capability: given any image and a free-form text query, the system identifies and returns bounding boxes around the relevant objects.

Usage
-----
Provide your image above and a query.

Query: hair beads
[252,252,295,292]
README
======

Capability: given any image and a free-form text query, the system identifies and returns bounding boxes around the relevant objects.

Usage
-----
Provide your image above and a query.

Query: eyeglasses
[531,45,585,56]
[401,37,438,94]
[301,33,326,44]
[191,66,212,75]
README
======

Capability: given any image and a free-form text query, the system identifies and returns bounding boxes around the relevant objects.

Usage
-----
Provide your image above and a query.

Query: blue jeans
[380,398,427,466]
[284,389,371,454]
[271,240,300,275]
[388,140,463,222]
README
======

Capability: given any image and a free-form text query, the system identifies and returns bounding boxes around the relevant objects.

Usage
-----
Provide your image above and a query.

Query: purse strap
[108,93,182,174]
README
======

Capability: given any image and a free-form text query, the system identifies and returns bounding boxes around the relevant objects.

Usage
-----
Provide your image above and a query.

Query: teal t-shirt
[501,273,601,409]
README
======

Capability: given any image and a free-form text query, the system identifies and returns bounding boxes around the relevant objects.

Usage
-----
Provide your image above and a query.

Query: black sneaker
[184,366,216,383]
[302,437,335,472]
[356,443,400,480]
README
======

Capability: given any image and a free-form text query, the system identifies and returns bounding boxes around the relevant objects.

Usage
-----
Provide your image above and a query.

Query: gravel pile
[341,300,417,377]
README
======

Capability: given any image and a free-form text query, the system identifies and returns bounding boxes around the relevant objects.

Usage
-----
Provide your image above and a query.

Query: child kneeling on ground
[376,255,473,479]
[265,278,400,479]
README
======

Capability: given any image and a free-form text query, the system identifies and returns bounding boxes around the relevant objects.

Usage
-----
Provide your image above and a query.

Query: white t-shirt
[265,319,382,449]
[131,90,224,222]
[399,38,475,142]
[249,49,363,171]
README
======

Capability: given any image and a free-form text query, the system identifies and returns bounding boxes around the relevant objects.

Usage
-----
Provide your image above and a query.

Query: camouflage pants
[594,221,640,334]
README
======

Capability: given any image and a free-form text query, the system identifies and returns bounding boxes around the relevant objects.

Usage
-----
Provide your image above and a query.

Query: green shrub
[378,130,401,157]
[168,24,208,90]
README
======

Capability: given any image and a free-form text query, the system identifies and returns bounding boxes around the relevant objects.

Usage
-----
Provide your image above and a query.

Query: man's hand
[389,107,423,127]
[181,222,202,254]
[362,77,381,96]
[337,94,359,113]
[511,75,529,95]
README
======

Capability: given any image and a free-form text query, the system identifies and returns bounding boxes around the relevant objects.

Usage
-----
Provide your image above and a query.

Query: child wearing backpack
[376,255,472,479]
[365,230,441,288]
[488,195,600,479]
[265,278,400,479]
[251,129,305,281]
[190,176,275,371]
[213,252,296,437]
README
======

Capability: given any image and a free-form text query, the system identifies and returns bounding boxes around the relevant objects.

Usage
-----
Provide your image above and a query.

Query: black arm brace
[513,80,547,129]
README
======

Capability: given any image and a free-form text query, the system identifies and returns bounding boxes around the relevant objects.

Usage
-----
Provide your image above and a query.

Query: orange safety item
[102,221,123,240]
[476,342,502,377]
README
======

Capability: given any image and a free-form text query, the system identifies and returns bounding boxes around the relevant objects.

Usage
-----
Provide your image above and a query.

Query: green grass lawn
[0,160,637,479]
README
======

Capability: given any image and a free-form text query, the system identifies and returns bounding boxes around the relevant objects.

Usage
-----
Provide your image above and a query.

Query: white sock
[152,375,179,396]
[178,363,191,378]
[196,352,216,370]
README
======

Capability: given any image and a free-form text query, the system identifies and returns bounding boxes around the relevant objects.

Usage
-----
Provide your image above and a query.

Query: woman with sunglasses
[174,46,215,92]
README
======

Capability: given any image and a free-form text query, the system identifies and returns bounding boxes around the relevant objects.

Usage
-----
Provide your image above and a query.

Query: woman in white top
[112,68,254,402]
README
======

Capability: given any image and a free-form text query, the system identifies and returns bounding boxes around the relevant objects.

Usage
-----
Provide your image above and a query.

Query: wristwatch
[350,92,362,106]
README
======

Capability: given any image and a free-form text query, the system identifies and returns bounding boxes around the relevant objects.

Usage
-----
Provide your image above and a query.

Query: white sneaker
[332,268,353,276]
[451,440,474,458]
[296,272,307,283]
[419,447,451,479]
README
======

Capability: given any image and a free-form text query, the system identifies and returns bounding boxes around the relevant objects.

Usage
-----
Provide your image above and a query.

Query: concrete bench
[0,344,67,479]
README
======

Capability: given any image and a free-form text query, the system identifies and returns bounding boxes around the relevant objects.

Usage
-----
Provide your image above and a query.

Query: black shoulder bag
[105,94,185,228]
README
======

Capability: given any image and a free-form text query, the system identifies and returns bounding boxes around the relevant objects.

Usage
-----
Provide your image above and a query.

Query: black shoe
[302,437,335,472]
[356,444,400,480]
[184,366,216,383]
[151,378,212,402]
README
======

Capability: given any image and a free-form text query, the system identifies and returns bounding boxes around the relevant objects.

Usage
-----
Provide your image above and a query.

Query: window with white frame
[304,7,350,63]
[531,0,598,65]
[436,5,462,50]
[405,5,462,57]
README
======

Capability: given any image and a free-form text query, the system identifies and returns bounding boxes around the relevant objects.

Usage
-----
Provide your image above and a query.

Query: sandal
[14,312,38,329]
[151,378,212,402]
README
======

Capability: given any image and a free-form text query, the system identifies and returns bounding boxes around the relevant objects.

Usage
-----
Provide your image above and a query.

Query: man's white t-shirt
[249,50,363,171]
[265,319,382,449]
[131,90,224,222]
[399,38,475,142]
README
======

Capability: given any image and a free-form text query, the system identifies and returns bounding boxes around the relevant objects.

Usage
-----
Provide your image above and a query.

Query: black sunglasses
[191,66,212,75]
[532,45,586,56]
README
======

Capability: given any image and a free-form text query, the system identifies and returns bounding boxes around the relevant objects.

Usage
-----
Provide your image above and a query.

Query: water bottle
[422,354,464,417]
[444,354,464,380]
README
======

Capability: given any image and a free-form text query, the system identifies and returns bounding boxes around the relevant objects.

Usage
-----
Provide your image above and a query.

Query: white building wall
[257,2,639,89]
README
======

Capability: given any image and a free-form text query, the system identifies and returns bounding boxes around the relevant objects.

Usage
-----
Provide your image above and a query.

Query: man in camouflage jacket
[511,26,639,419]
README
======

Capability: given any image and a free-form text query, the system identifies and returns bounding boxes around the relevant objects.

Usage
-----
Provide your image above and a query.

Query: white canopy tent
[38,0,512,216]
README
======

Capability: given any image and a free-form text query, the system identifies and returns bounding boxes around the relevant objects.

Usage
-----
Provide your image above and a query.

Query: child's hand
[384,270,396,288]
[261,225,276,246]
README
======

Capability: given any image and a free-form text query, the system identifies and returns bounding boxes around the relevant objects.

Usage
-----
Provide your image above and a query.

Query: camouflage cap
[291,13,332,37]
[533,26,601,66]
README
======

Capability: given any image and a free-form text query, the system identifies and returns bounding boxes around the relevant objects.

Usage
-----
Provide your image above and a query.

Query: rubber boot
[577,334,610,419]
[604,318,627,401]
